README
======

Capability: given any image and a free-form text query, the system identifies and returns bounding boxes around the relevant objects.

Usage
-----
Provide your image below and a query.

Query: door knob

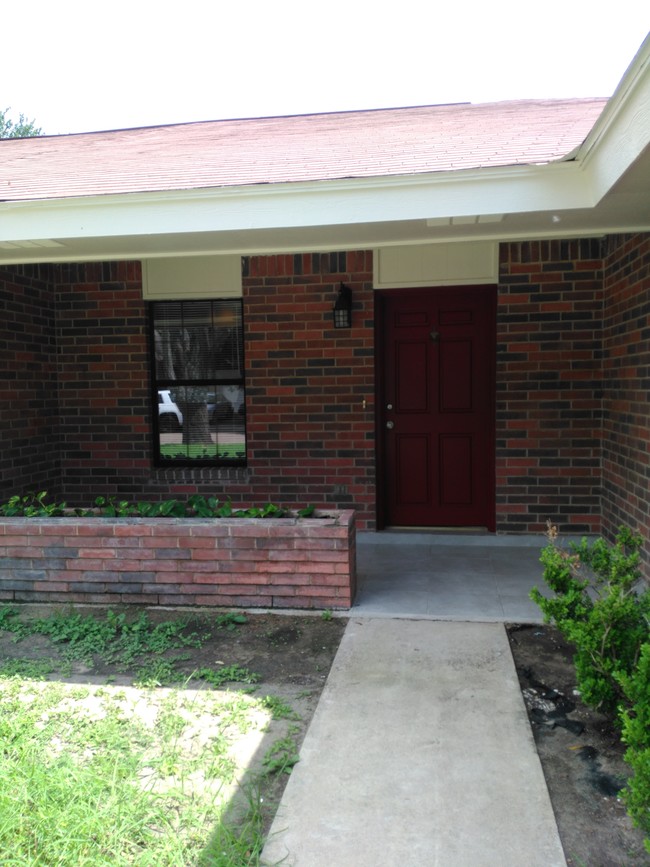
[386,420,394,429]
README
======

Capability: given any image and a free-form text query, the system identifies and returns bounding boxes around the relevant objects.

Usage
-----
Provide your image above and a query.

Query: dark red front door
[378,286,496,530]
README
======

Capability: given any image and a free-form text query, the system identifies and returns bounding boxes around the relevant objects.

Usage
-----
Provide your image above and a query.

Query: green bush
[531,524,650,850]
[531,525,650,712]
[617,643,650,852]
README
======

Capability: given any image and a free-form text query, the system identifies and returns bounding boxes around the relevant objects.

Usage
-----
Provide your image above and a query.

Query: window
[150,299,246,465]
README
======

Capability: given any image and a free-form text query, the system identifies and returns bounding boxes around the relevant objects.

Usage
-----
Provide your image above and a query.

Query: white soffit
[374,242,498,288]
[142,254,242,299]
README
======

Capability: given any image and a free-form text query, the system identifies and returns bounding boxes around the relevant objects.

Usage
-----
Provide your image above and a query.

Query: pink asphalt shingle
[0,98,607,202]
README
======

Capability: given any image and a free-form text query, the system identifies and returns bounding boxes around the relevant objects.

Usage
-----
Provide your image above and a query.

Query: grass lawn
[0,607,330,866]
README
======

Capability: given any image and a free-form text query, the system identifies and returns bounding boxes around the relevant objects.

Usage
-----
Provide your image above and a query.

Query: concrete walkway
[262,619,565,866]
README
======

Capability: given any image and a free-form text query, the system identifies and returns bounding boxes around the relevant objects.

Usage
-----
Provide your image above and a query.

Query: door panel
[379,286,495,529]
[396,435,430,503]
[440,435,472,504]
[396,341,429,412]
[440,339,472,411]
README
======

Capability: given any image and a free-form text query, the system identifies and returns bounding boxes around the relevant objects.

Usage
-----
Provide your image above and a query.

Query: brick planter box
[0,510,356,610]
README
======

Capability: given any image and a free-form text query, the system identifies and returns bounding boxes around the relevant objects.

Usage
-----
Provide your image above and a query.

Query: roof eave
[574,32,650,201]
[0,161,595,249]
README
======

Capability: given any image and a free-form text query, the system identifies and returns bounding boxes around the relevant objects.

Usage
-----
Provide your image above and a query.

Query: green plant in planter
[0,491,319,520]
[91,496,187,518]
[185,495,288,518]
[0,491,66,517]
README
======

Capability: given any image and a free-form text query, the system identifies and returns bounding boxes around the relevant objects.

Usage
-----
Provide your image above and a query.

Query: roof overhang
[1,37,649,266]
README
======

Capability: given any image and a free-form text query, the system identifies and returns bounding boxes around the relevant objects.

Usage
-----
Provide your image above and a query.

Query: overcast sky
[3,2,648,136]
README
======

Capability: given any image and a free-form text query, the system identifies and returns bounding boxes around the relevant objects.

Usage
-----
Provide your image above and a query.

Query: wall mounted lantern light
[332,283,353,329]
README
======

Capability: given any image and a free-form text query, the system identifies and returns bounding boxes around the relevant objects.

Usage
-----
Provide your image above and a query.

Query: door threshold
[383,526,489,535]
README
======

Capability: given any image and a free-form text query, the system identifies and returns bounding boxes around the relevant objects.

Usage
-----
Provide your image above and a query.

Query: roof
[0,98,607,203]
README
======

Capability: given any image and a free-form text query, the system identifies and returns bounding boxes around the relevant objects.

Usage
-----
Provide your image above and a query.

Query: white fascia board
[578,34,650,203]
[0,162,593,246]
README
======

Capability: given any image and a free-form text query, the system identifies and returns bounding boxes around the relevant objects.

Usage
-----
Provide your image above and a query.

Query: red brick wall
[601,233,650,551]
[9,254,378,529]
[496,240,604,534]
[0,510,356,609]
[4,237,650,544]
[146,252,377,526]
[55,261,150,503]
[242,252,376,528]
[0,265,61,498]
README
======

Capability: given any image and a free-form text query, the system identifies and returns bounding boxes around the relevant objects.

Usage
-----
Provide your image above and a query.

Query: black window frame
[149,298,246,468]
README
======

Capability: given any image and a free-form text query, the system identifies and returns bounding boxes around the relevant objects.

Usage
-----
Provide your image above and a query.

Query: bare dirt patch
[508,623,648,866]
[0,606,345,692]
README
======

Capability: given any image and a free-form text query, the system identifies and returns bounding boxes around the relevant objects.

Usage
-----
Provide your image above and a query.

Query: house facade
[1,38,649,562]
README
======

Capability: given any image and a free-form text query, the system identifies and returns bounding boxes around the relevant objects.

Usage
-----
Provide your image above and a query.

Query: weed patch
[0,657,57,679]
[260,695,299,720]
[0,607,207,668]
[262,734,301,776]
[193,665,262,688]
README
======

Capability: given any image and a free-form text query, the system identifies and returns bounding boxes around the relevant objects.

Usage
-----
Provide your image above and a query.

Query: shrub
[617,643,650,852]
[531,524,650,712]
[531,524,650,850]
